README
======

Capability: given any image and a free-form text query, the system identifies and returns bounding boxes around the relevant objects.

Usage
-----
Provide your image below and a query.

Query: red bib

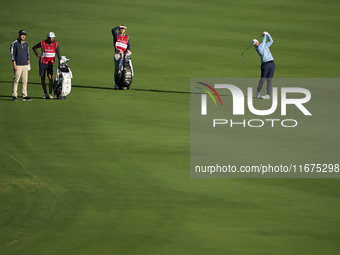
[115,34,129,52]
[41,40,58,65]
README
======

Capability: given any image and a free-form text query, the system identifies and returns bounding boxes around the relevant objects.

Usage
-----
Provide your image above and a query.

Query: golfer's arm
[27,44,30,61]
[32,43,41,57]
[257,42,264,53]
[112,26,120,46]
[112,26,120,33]
[56,44,61,60]
[10,44,16,61]
[266,34,273,47]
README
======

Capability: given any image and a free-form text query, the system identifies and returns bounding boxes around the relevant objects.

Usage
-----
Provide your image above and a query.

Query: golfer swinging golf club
[253,31,275,99]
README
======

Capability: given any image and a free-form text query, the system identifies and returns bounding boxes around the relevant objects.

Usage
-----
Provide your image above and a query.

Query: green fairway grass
[1,0,340,254]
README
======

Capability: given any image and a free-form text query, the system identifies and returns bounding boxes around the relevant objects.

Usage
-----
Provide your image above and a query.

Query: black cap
[18,30,27,35]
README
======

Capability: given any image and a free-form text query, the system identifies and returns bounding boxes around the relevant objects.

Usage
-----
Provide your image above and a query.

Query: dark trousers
[257,60,275,95]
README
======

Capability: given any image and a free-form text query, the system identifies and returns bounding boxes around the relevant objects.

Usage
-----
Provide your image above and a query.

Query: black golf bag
[116,54,133,90]
[53,56,72,99]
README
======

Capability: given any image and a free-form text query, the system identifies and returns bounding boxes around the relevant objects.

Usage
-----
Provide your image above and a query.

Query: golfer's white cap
[252,39,259,45]
[47,32,56,38]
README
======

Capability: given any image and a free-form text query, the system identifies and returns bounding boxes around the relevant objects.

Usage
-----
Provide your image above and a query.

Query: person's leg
[114,69,118,81]
[41,76,47,94]
[266,62,276,96]
[257,63,268,93]
[21,65,28,98]
[39,62,48,97]
[48,74,54,99]
[12,66,23,99]
[257,62,270,95]
[45,65,54,98]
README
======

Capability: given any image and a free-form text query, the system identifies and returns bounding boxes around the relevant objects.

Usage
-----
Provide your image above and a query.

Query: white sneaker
[113,84,118,90]
[255,91,260,98]
[49,93,54,99]
[261,94,270,100]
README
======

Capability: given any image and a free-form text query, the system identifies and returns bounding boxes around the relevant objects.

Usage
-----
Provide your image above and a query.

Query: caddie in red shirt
[33,32,61,99]
[112,25,131,89]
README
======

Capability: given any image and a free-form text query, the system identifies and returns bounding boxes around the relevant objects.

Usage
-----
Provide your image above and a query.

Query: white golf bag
[53,56,73,99]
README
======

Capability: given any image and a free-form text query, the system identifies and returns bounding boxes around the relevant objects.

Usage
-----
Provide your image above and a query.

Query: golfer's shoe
[12,97,17,101]
[261,94,270,100]
[43,93,49,99]
[22,97,32,101]
[113,84,118,90]
[255,91,260,98]
[49,94,54,99]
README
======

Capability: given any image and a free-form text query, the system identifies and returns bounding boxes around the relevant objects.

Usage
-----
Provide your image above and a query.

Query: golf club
[240,35,263,58]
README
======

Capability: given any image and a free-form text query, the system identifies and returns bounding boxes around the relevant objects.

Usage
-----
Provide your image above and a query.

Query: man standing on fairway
[112,25,131,89]
[253,31,275,99]
[32,32,61,99]
[10,30,32,101]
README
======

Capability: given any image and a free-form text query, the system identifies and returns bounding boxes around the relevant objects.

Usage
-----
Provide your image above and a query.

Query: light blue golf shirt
[255,34,274,63]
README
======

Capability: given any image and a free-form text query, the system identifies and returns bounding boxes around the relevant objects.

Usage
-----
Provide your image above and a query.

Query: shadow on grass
[0,81,190,99]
